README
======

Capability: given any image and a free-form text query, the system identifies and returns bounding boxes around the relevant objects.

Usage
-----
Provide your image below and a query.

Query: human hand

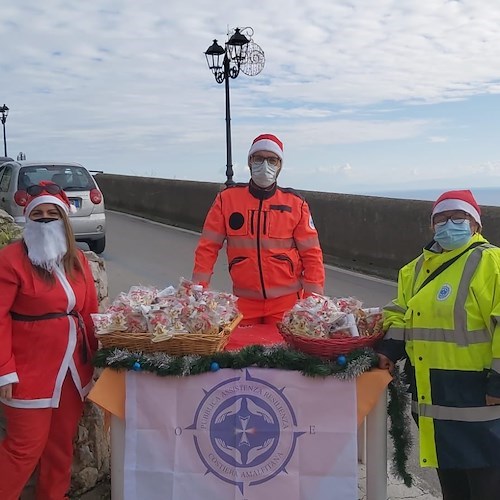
[377,354,395,374]
[0,384,12,400]
[486,394,500,406]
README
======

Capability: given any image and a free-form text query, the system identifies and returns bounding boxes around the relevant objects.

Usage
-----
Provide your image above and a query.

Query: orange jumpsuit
[193,182,325,324]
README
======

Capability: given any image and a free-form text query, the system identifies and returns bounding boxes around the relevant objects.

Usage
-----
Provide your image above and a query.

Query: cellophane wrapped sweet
[91,278,239,337]
[281,294,382,339]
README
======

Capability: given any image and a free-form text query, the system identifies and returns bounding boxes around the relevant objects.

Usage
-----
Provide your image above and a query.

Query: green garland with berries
[93,344,413,487]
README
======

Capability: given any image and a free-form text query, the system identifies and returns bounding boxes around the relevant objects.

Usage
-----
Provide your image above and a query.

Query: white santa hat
[15,181,76,217]
[248,133,284,165]
[431,189,481,227]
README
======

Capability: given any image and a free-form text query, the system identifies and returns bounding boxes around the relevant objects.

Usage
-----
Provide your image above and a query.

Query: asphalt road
[94,210,442,497]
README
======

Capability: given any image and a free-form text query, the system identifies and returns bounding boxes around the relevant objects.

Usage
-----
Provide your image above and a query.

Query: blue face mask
[434,219,472,250]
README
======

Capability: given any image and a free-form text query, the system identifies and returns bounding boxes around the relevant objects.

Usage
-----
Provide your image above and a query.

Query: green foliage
[0,210,22,249]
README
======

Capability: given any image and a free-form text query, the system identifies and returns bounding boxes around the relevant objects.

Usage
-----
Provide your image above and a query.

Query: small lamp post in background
[0,104,9,157]
[205,28,265,186]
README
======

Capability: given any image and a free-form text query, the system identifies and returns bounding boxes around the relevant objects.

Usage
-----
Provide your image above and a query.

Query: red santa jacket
[0,241,98,408]
[193,182,325,300]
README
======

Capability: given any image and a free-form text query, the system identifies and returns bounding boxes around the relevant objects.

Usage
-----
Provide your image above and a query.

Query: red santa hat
[248,134,284,165]
[15,181,76,217]
[431,189,481,226]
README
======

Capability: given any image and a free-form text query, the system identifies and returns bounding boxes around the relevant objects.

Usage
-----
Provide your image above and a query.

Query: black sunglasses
[26,184,62,196]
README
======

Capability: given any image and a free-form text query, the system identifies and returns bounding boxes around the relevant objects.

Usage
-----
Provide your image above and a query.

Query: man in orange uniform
[192,133,325,325]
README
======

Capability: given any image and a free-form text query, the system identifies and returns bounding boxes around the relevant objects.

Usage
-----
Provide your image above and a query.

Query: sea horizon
[360,186,500,207]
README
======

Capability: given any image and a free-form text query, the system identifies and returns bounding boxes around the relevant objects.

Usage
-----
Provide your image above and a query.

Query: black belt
[11,311,90,363]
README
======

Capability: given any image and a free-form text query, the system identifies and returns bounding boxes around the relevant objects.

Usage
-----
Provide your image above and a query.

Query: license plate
[69,198,81,209]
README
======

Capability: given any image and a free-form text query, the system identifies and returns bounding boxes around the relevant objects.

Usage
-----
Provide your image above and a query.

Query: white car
[0,161,106,253]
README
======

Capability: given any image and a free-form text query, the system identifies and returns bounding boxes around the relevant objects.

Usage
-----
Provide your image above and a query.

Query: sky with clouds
[2,0,500,197]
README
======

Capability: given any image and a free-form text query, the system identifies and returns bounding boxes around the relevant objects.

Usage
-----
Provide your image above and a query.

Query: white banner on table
[124,368,357,500]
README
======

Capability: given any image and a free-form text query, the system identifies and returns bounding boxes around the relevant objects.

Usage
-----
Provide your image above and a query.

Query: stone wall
[95,173,500,280]
[70,251,110,497]
[0,209,110,498]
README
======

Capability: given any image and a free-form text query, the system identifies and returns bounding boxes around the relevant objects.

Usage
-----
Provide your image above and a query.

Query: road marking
[108,210,201,236]
[324,264,396,286]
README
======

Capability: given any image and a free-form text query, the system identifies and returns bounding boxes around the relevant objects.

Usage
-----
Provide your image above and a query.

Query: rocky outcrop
[70,250,110,497]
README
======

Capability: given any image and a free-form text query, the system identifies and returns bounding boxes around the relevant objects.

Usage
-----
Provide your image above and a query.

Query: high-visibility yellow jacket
[192,182,325,300]
[379,233,500,469]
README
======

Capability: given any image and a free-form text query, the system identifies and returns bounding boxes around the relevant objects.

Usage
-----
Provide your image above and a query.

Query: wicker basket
[98,313,243,356]
[278,322,384,358]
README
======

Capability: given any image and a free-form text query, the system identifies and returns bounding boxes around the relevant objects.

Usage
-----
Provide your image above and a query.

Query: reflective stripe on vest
[295,235,321,251]
[227,236,296,250]
[384,327,405,341]
[411,401,419,414]
[418,403,500,422]
[384,302,406,314]
[233,281,302,300]
[302,282,323,294]
[192,271,211,283]
[406,246,492,346]
[492,358,500,373]
[201,229,225,245]
[409,328,490,345]
[492,315,500,334]
[412,255,424,293]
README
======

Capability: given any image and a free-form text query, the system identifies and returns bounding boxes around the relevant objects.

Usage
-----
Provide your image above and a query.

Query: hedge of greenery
[0,210,22,249]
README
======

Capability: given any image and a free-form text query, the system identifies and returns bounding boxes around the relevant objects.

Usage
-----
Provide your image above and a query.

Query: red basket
[278,323,384,358]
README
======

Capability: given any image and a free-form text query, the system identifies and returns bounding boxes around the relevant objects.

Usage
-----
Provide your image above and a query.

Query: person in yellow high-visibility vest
[377,189,500,500]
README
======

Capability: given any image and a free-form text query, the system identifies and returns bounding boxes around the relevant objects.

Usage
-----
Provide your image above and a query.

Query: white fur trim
[0,397,54,408]
[25,195,69,217]
[432,199,481,226]
[49,267,78,407]
[248,138,283,164]
[0,372,19,386]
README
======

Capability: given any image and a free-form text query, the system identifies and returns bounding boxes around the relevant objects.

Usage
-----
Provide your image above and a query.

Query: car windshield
[18,165,96,191]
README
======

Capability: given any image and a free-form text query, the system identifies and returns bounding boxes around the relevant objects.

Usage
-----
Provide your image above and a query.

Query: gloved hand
[377,354,395,374]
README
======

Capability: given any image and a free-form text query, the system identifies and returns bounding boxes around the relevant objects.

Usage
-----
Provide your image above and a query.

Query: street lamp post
[205,29,265,186]
[0,104,9,157]
[205,29,250,186]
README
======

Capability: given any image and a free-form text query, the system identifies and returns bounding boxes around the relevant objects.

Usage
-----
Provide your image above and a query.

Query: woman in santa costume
[0,181,99,500]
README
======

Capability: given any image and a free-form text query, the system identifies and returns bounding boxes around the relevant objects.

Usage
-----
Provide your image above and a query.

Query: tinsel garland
[93,344,413,486]
[387,364,414,487]
[93,344,377,378]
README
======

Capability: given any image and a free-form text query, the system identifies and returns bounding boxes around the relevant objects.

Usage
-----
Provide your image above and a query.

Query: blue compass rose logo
[186,369,304,494]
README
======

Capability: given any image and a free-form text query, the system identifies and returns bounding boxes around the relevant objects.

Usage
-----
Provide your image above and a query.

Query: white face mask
[251,161,278,188]
[23,219,68,271]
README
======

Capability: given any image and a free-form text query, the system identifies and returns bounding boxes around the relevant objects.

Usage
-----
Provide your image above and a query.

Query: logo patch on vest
[229,212,245,230]
[309,215,315,229]
[437,284,452,301]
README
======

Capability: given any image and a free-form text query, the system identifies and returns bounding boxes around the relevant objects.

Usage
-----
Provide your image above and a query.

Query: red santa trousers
[0,375,84,500]
[238,291,302,326]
